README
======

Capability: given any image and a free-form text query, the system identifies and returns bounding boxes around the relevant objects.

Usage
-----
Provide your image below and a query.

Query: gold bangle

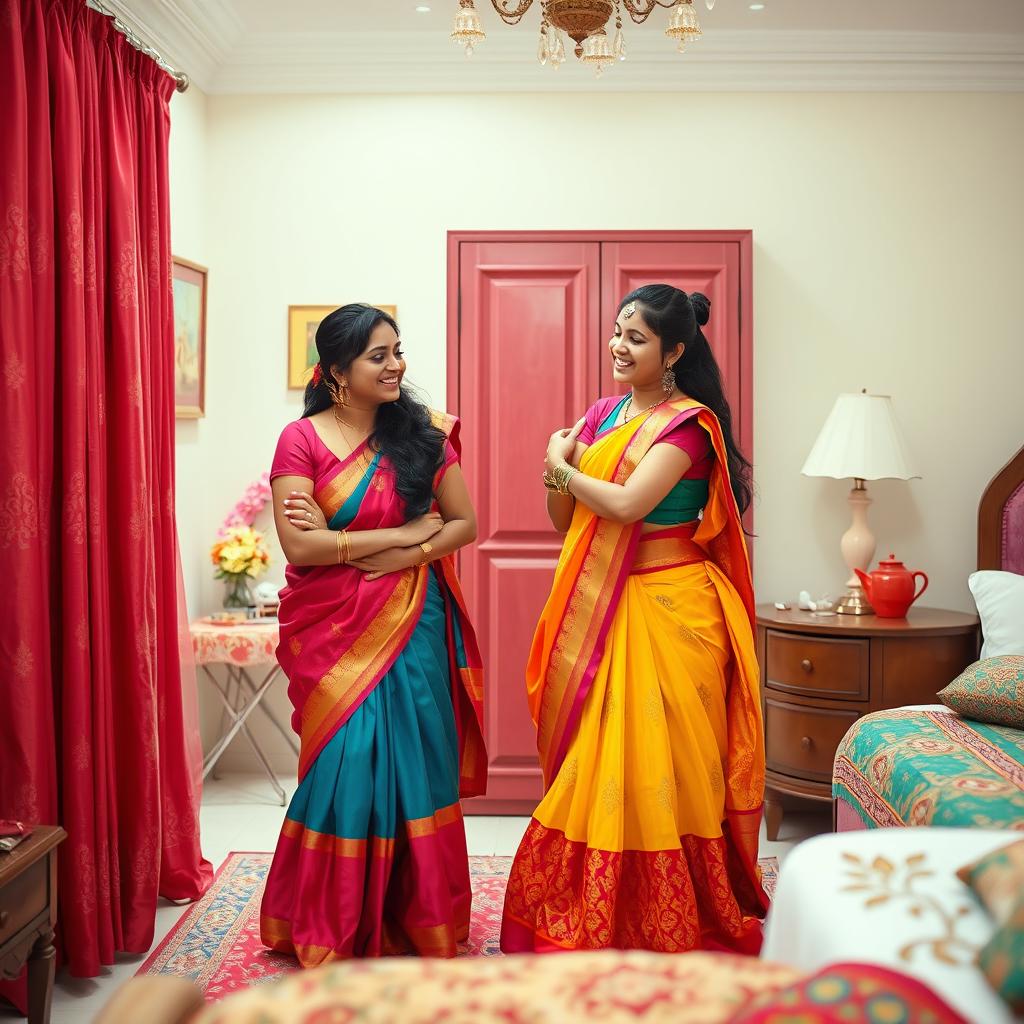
[419,541,433,565]
[337,530,351,564]
[551,462,579,495]
[542,470,558,491]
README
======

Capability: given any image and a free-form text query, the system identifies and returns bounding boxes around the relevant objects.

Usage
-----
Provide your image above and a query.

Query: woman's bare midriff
[638,518,699,536]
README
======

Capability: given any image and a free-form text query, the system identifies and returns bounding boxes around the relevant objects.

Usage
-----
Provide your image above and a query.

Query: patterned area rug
[139,851,780,1001]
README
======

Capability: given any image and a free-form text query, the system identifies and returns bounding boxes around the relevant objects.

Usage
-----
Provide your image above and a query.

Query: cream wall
[171,91,1024,773]
[168,83,210,619]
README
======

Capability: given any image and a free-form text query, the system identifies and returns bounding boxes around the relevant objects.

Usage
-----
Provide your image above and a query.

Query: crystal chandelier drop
[666,0,702,52]
[451,0,705,73]
[536,14,568,68]
[581,26,614,74]
[450,0,487,56]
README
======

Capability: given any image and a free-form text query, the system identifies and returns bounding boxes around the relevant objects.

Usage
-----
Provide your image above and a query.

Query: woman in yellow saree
[501,285,768,955]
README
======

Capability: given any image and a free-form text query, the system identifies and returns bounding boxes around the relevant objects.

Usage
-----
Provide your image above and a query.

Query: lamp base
[836,584,874,616]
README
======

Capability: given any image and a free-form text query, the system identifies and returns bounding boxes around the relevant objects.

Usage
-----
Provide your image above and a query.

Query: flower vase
[222,574,253,611]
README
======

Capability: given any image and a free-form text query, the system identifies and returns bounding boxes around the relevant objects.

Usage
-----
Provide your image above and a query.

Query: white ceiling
[114,0,1024,94]
[233,0,1024,35]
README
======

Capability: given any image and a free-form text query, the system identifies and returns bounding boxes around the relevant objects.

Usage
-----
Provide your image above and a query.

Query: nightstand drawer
[765,698,861,782]
[0,856,46,946]
[765,631,869,701]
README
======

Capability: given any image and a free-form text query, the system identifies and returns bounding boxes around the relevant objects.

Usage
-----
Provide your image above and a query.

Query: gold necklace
[333,406,365,452]
[622,392,671,423]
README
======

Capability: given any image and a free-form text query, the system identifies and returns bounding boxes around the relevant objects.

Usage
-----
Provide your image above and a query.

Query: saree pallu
[501,400,768,955]
[261,416,486,965]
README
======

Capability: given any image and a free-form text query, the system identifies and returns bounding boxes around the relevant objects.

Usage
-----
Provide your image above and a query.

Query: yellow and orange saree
[501,399,768,954]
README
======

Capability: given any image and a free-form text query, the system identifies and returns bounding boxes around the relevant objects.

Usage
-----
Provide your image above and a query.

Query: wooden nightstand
[0,826,66,1024]
[755,606,979,840]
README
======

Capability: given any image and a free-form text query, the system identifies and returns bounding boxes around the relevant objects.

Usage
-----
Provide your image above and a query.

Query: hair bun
[689,292,710,327]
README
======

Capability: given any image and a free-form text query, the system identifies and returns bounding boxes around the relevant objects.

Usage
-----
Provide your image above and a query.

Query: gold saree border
[299,566,426,777]
[432,555,488,798]
[536,400,704,784]
[281,818,398,859]
[280,801,463,850]
[315,443,375,518]
[631,531,705,574]
[292,408,486,794]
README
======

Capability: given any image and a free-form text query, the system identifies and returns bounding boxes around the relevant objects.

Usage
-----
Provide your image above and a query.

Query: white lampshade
[801,392,920,481]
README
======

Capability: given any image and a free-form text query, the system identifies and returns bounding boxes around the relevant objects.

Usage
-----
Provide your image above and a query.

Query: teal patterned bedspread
[833,707,1024,829]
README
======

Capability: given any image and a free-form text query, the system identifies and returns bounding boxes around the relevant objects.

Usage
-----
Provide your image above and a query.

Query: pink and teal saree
[259,412,486,965]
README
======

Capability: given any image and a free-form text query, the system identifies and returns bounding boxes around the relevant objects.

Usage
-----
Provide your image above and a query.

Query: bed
[762,827,1018,1024]
[833,444,1024,831]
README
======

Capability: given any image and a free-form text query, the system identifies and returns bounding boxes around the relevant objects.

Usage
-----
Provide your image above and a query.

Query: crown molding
[212,30,1024,94]
[133,7,1024,96]
[102,0,245,91]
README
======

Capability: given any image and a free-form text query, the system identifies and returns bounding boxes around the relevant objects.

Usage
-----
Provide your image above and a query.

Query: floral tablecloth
[190,620,280,666]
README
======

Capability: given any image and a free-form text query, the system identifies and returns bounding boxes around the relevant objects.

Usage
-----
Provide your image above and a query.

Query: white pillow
[968,570,1024,657]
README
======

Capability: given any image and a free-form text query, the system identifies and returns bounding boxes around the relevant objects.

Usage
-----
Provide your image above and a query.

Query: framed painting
[287,304,397,390]
[172,256,207,418]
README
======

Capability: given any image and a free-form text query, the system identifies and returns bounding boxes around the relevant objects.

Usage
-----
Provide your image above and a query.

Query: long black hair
[619,284,752,515]
[303,303,445,519]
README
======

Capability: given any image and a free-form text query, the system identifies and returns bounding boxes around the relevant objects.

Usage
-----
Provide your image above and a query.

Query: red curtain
[0,0,212,984]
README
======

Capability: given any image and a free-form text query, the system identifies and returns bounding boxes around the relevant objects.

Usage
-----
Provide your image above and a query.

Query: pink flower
[219,473,272,535]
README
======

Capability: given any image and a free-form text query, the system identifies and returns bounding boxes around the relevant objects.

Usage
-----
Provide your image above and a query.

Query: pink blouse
[271,418,459,490]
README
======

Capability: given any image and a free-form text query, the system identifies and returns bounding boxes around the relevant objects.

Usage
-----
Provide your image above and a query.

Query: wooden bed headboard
[978,444,1024,572]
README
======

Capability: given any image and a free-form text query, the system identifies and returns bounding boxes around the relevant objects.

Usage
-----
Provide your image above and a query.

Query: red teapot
[854,555,929,619]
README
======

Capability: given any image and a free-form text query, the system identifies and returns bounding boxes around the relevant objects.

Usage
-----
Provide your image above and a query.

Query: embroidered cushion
[937,656,1024,729]
[978,899,1024,1015]
[957,838,1024,926]
[726,961,968,1023]
[959,839,1024,1015]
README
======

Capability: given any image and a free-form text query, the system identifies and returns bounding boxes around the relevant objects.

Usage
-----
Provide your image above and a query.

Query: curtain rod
[85,0,190,92]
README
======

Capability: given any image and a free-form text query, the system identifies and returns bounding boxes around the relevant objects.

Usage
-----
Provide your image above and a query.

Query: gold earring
[327,378,347,406]
[662,365,675,394]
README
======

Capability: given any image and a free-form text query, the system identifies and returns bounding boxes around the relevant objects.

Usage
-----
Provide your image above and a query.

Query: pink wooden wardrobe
[447,230,753,813]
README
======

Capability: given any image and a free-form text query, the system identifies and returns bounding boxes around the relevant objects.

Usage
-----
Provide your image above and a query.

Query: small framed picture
[287,304,397,391]
[172,257,207,418]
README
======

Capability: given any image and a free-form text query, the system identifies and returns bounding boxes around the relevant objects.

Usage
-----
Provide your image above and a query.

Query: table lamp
[801,390,920,615]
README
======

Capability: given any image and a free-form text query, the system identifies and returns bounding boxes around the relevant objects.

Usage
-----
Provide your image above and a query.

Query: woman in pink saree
[259,304,486,965]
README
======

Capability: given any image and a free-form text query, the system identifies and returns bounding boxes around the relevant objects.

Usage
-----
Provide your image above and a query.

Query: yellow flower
[210,524,270,582]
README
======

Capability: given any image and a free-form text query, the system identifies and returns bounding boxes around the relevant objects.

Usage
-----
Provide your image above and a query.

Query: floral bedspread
[192,949,803,1024]
[833,707,1024,829]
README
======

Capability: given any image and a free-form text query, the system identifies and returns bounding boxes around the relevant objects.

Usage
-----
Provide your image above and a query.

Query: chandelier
[450,0,706,73]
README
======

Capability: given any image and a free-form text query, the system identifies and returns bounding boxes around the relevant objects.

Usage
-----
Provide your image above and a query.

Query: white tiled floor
[21,775,829,1024]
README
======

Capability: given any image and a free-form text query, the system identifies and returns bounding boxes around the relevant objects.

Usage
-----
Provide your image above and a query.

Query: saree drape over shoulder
[501,399,768,955]
[260,413,486,966]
